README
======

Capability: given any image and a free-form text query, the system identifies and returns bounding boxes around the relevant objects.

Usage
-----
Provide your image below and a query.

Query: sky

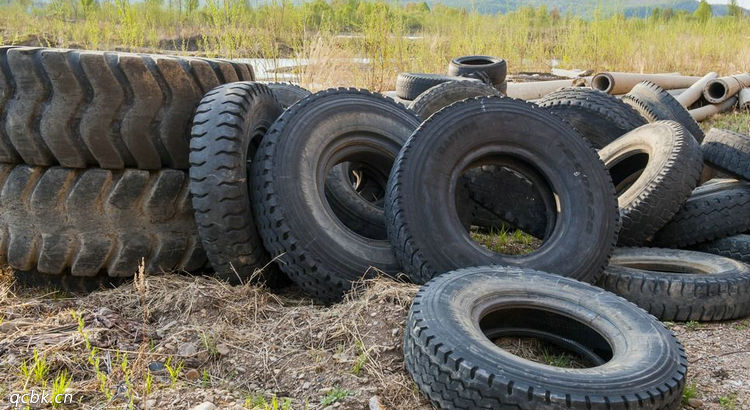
[706,0,750,7]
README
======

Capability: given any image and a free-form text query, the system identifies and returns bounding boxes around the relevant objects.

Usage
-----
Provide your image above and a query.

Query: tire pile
[3,48,750,409]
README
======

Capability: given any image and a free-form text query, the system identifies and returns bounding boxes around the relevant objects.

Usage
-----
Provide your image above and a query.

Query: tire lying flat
[599,247,750,321]
[598,121,702,245]
[446,55,508,88]
[622,81,705,143]
[396,73,480,100]
[251,88,421,301]
[701,128,750,181]
[692,234,750,264]
[385,96,619,284]
[408,80,501,120]
[0,46,255,170]
[264,82,311,109]
[189,82,283,283]
[405,266,687,409]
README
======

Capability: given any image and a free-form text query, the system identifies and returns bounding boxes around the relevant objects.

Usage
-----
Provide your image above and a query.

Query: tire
[599,121,703,245]
[189,82,283,283]
[654,179,750,247]
[13,270,131,293]
[537,87,647,149]
[324,162,388,240]
[0,46,255,170]
[701,128,750,180]
[405,266,687,410]
[0,164,207,277]
[599,247,750,321]
[408,80,501,120]
[622,81,705,143]
[382,90,411,107]
[385,96,619,284]
[693,234,750,264]
[251,88,421,301]
[396,73,479,100]
[447,55,508,87]
[264,82,311,109]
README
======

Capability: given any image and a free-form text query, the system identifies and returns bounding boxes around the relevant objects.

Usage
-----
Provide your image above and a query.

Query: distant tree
[662,7,675,20]
[650,7,662,21]
[693,0,712,22]
[549,7,561,21]
[729,0,744,17]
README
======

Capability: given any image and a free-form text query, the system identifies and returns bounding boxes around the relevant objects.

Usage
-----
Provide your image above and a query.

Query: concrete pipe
[505,78,590,100]
[667,88,688,97]
[676,72,718,108]
[738,87,750,110]
[591,72,702,95]
[689,97,738,122]
[703,73,750,104]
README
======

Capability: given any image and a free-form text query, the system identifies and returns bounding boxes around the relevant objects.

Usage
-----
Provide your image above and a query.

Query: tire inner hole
[608,152,649,195]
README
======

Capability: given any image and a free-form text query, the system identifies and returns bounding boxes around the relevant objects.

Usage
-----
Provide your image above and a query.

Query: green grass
[470,226,542,255]
[719,393,738,409]
[320,387,352,406]
[682,382,699,404]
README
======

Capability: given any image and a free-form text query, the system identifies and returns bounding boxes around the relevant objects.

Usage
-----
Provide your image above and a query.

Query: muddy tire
[693,234,750,264]
[396,73,478,100]
[538,87,647,148]
[408,80,501,120]
[0,164,207,277]
[447,55,507,87]
[655,179,750,247]
[599,121,702,245]
[265,82,311,109]
[385,97,619,284]
[251,89,421,301]
[600,247,750,321]
[189,82,283,283]
[701,128,750,180]
[405,266,687,410]
[622,81,705,143]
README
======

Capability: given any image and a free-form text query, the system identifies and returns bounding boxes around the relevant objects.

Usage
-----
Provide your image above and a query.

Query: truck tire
[598,121,702,245]
[396,73,479,100]
[538,87,647,149]
[265,82,311,109]
[405,266,687,410]
[693,234,750,264]
[324,162,388,240]
[622,81,704,142]
[0,164,207,277]
[701,128,750,181]
[385,97,619,284]
[0,46,255,170]
[408,80,501,120]
[447,55,507,87]
[599,247,750,321]
[251,88,421,301]
[189,82,283,283]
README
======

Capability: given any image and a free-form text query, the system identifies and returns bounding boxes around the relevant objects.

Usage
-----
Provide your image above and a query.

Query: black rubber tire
[654,179,750,247]
[382,90,412,107]
[395,73,479,100]
[405,266,687,410]
[408,80,501,120]
[599,121,703,245]
[693,234,750,264]
[264,82,311,109]
[13,270,131,293]
[701,128,750,181]
[385,96,619,284]
[189,82,283,284]
[0,164,207,277]
[324,162,388,240]
[538,87,647,149]
[251,88,421,301]
[600,247,750,321]
[447,55,508,87]
[0,46,255,170]
[622,81,705,143]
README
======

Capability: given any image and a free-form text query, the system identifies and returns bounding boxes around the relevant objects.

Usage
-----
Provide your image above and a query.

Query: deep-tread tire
[189,82,283,283]
[405,266,687,410]
[408,80,501,120]
[600,247,750,321]
[385,96,619,284]
[396,73,479,100]
[251,88,421,301]
[701,128,750,180]
[654,179,750,247]
[538,87,647,149]
[447,55,508,87]
[599,121,702,245]
[693,234,750,264]
[0,46,255,170]
[264,82,311,109]
[0,164,207,277]
[622,81,705,143]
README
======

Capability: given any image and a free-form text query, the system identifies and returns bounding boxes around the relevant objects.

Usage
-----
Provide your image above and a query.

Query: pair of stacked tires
[0,46,257,288]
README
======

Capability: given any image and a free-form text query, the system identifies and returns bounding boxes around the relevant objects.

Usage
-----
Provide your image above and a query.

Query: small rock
[216,343,230,356]
[178,342,198,357]
[302,382,311,389]
[185,369,201,381]
[391,328,399,337]
[687,398,703,408]
[189,403,216,410]
[147,361,166,373]
[145,399,157,408]
[369,396,384,410]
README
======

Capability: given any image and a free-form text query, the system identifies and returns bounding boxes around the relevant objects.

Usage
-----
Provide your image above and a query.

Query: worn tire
[622,81,705,143]
[599,121,702,245]
[408,80,501,120]
[189,82,283,283]
[600,247,750,321]
[251,88,421,301]
[12,270,131,293]
[385,97,619,284]
[538,87,647,149]
[447,55,507,87]
[701,128,750,181]
[0,46,254,170]
[324,162,388,240]
[265,82,311,109]
[405,266,687,410]
[0,164,207,277]
[693,234,750,264]
[396,73,479,100]
[654,179,750,247]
